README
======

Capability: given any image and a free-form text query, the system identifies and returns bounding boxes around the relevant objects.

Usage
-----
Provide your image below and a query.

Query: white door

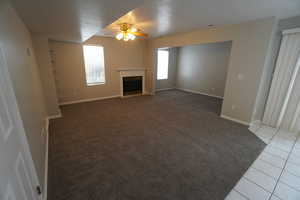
[0,45,41,199]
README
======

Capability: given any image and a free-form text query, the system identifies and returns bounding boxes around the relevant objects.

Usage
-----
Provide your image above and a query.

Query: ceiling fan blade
[130,31,148,37]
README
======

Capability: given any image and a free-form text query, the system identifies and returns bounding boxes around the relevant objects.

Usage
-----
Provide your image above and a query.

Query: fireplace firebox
[122,76,143,96]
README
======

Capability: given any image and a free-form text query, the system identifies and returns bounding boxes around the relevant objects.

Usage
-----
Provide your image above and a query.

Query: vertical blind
[83,45,105,85]
[263,29,300,132]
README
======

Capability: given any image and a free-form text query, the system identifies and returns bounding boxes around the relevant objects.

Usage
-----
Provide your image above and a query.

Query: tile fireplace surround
[117,68,146,97]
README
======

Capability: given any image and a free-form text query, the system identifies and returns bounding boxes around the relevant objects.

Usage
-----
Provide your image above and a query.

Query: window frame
[156,49,170,80]
[82,44,106,86]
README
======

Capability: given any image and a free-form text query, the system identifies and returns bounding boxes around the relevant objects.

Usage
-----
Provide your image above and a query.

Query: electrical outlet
[41,127,45,136]
[41,127,48,138]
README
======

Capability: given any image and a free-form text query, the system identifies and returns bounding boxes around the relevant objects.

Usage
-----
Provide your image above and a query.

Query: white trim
[282,28,300,35]
[249,120,262,133]
[47,113,62,120]
[116,68,147,72]
[221,115,249,126]
[156,88,175,91]
[290,100,300,131]
[59,95,120,106]
[43,118,49,200]
[144,91,153,96]
[249,120,262,127]
[177,88,224,99]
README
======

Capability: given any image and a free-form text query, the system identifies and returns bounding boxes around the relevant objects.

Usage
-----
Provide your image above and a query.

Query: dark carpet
[48,89,265,200]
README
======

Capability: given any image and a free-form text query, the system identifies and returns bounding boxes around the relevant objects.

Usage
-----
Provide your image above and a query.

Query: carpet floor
[48,89,265,200]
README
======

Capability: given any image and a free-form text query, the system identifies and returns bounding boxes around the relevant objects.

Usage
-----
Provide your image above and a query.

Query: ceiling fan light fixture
[130,27,137,32]
[127,32,136,40]
[123,36,129,41]
[115,23,145,41]
[116,32,123,40]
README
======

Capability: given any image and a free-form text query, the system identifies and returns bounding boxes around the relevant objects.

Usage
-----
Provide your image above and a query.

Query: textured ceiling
[10,0,147,42]
[99,0,300,38]
[10,0,300,42]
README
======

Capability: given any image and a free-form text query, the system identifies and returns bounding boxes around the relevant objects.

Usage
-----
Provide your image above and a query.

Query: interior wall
[176,41,232,98]
[32,34,60,116]
[0,4,47,186]
[155,47,178,90]
[146,17,276,123]
[49,36,147,104]
[251,20,279,123]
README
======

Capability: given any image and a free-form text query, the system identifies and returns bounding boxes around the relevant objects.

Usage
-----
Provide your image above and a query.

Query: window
[83,45,105,86]
[157,49,169,80]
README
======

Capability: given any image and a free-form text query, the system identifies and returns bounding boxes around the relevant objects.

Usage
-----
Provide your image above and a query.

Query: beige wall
[0,4,47,186]
[37,17,276,124]
[49,36,147,103]
[146,17,276,123]
[32,34,60,116]
[155,48,178,90]
[176,41,232,97]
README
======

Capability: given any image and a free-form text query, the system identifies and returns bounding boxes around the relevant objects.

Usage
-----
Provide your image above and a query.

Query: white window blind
[83,45,105,85]
[157,49,169,80]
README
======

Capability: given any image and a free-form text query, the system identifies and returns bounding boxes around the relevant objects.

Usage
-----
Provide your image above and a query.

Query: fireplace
[117,68,146,97]
[123,76,143,96]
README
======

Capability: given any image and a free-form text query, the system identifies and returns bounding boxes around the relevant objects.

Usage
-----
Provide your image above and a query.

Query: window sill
[86,82,105,86]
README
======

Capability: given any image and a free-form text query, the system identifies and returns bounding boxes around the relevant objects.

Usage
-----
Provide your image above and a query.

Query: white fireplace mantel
[117,68,146,97]
[116,68,147,72]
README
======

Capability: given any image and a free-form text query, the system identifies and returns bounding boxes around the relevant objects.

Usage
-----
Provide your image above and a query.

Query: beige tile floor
[226,124,300,200]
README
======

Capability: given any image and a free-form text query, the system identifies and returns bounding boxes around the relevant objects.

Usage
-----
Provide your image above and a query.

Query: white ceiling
[10,0,147,42]
[10,0,300,42]
[99,0,300,38]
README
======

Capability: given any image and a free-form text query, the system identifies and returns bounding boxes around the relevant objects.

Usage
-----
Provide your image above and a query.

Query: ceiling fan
[115,23,148,41]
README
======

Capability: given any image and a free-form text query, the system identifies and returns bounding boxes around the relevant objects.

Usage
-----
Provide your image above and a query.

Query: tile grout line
[268,128,280,143]
[279,179,300,193]
[272,194,284,200]
[233,189,250,200]
[263,151,288,160]
[243,176,273,194]
[267,130,300,200]
[284,168,300,178]
[257,158,285,170]
[251,166,278,181]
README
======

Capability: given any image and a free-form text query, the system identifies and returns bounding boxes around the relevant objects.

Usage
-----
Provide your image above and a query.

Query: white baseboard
[156,88,175,92]
[144,91,154,95]
[43,111,62,200]
[59,95,120,106]
[249,120,262,127]
[177,88,224,99]
[221,114,250,126]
